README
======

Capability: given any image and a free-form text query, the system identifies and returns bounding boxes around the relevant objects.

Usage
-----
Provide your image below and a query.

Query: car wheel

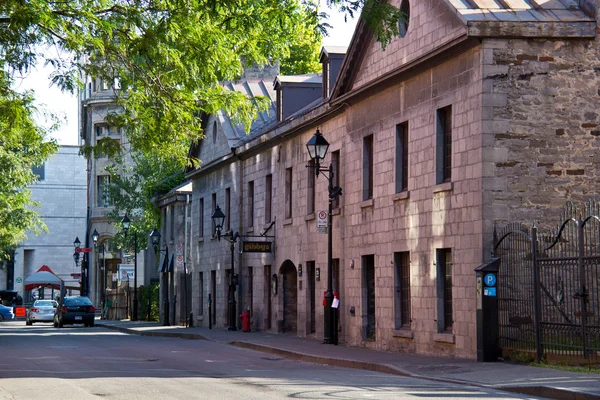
[0,315,4,322]
[89,321,94,328]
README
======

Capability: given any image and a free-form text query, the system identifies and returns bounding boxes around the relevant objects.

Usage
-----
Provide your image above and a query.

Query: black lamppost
[149,228,169,326]
[73,237,82,295]
[306,128,342,345]
[92,229,102,308]
[212,205,240,331]
[121,214,138,321]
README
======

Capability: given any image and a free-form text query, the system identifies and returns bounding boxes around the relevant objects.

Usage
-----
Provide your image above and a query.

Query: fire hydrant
[241,307,251,332]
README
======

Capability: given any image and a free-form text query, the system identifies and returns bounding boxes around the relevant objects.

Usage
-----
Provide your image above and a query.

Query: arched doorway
[280,260,297,333]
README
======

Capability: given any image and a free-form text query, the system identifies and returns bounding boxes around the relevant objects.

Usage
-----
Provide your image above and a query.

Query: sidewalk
[96,319,600,400]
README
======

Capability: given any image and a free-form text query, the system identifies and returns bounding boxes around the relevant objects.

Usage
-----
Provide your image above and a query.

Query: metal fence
[494,201,600,363]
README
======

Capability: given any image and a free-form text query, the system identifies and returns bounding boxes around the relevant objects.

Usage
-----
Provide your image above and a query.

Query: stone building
[2,146,86,299]
[154,182,192,325]
[80,75,147,310]
[184,0,600,359]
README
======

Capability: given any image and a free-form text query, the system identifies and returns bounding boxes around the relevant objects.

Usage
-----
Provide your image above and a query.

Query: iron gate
[494,202,600,362]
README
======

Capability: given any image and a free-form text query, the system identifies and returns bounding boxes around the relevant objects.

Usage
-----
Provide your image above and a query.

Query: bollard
[147,297,151,321]
[188,312,193,328]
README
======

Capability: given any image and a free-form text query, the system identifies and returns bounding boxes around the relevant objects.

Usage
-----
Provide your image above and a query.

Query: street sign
[75,247,92,253]
[317,210,327,233]
[484,273,497,287]
[242,241,273,253]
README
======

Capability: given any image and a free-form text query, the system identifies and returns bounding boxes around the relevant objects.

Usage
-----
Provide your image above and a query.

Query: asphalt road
[0,321,546,400]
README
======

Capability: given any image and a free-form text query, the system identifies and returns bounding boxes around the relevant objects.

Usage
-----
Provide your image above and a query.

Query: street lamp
[92,229,102,310]
[121,214,138,321]
[212,205,240,331]
[306,128,343,345]
[150,228,170,326]
[73,237,82,294]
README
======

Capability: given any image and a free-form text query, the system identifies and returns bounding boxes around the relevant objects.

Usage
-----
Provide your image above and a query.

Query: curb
[97,324,600,400]
[97,323,209,341]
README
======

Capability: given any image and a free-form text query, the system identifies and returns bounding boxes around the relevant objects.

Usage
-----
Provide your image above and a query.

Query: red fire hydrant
[241,307,251,332]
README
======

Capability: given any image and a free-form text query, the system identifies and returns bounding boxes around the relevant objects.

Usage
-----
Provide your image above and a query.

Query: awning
[23,265,63,291]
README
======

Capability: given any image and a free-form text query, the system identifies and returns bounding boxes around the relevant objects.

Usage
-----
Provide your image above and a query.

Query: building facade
[1,146,87,299]
[80,76,147,310]
[183,0,600,359]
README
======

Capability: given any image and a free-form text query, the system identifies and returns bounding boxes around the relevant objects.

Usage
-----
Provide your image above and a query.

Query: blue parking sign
[484,273,497,287]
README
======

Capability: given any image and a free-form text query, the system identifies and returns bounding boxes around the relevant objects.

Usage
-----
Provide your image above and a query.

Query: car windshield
[64,297,92,306]
[35,300,56,307]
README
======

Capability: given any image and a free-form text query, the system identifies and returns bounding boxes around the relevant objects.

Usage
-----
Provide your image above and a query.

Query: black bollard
[147,297,151,321]
[188,312,193,328]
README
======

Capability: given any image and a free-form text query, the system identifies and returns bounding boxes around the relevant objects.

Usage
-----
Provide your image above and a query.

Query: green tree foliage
[0,71,57,258]
[0,0,402,252]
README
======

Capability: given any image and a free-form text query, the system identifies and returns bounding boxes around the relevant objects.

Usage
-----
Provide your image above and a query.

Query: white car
[26,300,58,325]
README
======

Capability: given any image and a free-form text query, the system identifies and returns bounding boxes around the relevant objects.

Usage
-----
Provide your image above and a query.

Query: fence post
[578,220,589,360]
[531,226,543,363]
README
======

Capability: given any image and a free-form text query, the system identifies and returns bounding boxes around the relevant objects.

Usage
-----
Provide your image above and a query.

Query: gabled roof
[220,79,277,148]
[444,0,595,37]
[331,0,596,101]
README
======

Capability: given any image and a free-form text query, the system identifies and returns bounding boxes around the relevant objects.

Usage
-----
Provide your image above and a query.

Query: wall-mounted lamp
[349,259,354,269]
[298,264,302,277]
[316,268,320,281]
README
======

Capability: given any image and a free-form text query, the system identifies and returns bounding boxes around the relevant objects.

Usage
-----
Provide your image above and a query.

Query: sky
[22,3,358,146]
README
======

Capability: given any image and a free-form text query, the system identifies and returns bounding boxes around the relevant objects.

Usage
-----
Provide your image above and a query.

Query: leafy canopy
[0,0,403,252]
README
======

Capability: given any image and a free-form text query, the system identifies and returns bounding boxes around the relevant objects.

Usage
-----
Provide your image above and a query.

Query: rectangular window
[92,78,97,92]
[199,198,204,238]
[285,167,293,219]
[331,150,340,209]
[436,106,452,184]
[363,135,373,200]
[395,122,409,193]
[31,164,45,180]
[436,248,453,332]
[265,174,272,223]
[307,159,315,215]
[211,193,217,236]
[394,252,411,329]
[96,175,112,207]
[199,272,204,316]
[225,188,231,232]
[170,205,175,241]
[96,124,106,137]
[248,181,254,228]
[101,79,109,90]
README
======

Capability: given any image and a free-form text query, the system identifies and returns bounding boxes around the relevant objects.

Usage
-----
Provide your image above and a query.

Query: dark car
[0,290,23,307]
[54,296,95,328]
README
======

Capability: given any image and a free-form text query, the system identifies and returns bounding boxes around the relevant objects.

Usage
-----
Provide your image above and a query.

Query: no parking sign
[317,211,327,233]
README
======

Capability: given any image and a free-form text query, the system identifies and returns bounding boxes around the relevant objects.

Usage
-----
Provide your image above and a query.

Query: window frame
[362,135,374,200]
[436,106,452,184]
[395,122,409,193]
[436,248,453,332]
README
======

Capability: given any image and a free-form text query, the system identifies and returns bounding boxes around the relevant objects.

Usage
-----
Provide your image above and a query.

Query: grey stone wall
[483,36,600,234]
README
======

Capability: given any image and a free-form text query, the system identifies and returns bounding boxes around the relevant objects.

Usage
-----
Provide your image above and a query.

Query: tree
[0,71,57,258]
[0,0,403,253]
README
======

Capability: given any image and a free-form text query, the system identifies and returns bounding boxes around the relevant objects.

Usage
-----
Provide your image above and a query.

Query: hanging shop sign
[241,241,273,253]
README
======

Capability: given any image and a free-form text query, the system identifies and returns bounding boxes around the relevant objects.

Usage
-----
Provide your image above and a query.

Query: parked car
[0,304,15,321]
[0,290,23,306]
[26,299,58,325]
[54,296,95,328]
